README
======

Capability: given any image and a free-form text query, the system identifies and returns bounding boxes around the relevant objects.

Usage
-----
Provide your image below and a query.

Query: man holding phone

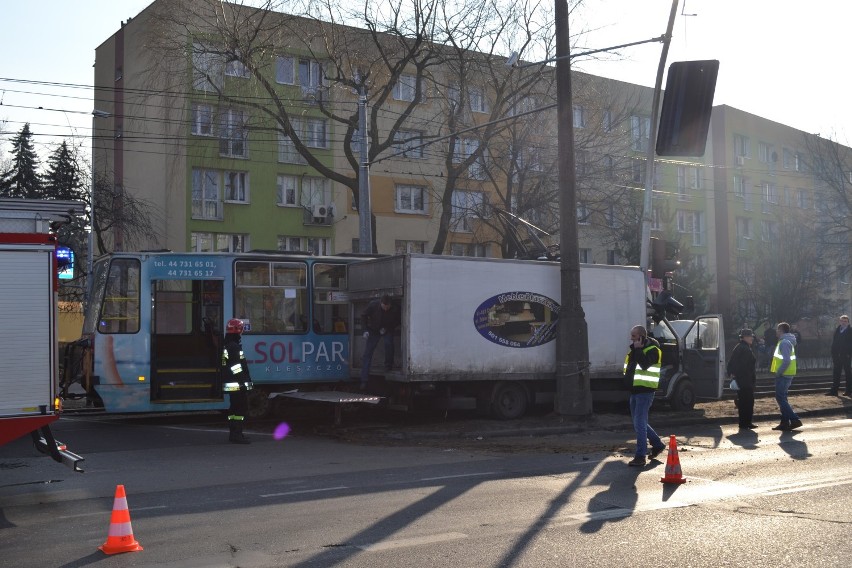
[623,325,666,466]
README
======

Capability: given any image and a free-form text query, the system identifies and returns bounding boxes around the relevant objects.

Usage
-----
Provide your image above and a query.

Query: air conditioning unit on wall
[312,204,330,219]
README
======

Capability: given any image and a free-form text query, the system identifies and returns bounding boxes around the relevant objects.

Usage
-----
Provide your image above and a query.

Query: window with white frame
[450,242,488,257]
[275,55,295,85]
[762,182,778,204]
[219,108,248,157]
[191,232,247,252]
[573,105,586,128]
[691,254,706,270]
[782,147,794,169]
[606,250,619,265]
[795,152,806,172]
[395,184,427,214]
[276,236,330,256]
[631,158,645,184]
[651,207,662,230]
[278,129,307,164]
[577,203,591,225]
[761,219,777,242]
[605,204,619,228]
[393,73,419,102]
[192,43,223,92]
[734,134,750,158]
[453,137,487,180]
[758,142,772,163]
[224,171,249,203]
[508,96,537,117]
[737,257,755,285]
[736,217,752,249]
[300,177,330,209]
[733,175,747,198]
[304,118,328,148]
[299,59,324,99]
[225,52,250,78]
[191,103,215,136]
[306,237,331,256]
[630,115,650,152]
[469,86,488,113]
[393,130,424,158]
[395,240,427,254]
[579,248,591,263]
[675,210,704,246]
[451,190,486,232]
[797,188,809,208]
[602,109,613,132]
[191,168,222,220]
[276,175,298,206]
[277,236,303,252]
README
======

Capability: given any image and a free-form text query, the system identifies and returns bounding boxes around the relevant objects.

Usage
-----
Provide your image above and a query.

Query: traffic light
[651,289,684,320]
[656,60,719,157]
[650,237,680,279]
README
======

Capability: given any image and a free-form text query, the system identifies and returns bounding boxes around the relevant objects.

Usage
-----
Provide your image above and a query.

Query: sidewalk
[332,392,852,454]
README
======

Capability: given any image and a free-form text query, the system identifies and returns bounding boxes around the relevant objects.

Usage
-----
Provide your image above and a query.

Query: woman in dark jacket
[727,328,757,429]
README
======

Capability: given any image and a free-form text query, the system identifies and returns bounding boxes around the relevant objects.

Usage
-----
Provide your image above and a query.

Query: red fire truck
[0,198,84,471]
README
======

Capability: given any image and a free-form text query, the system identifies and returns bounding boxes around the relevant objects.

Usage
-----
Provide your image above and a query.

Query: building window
[307,237,331,256]
[277,236,303,251]
[651,207,662,231]
[275,55,295,84]
[602,109,612,132]
[393,130,424,158]
[393,73,419,102]
[224,171,249,203]
[630,115,650,152]
[733,175,747,198]
[304,118,328,148]
[450,243,488,257]
[300,177,331,209]
[299,59,324,99]
[191,232,247,252]
[797,188,810,209]
[453,137,486,180]
[579,248,591,263]
[276,236,329,255]
[573,105,586,128]
[219,108,248,158]
[761,219,777,242]
[395,184,427,214]
[451,190,487,232]
[191,103,214,136]
[225,52,250,78]
[192,43,223,92]
[782,148,795,169]
[575,150,588,177]
[469,86,488,113]
[605,204,619,228]
[395,240,427,254]
[276,175,298,206]
[606,250,618,265]
[734,134,750,159]
[278,129,307,164]
[736,217,752,249]
[577,203,591,225]
[191,168,222,220]
[631,158,645,184]
[762,182,778,204]
[677,210,704,246]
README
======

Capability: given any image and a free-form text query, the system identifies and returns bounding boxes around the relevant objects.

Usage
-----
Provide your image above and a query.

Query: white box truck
[348,254,724,418]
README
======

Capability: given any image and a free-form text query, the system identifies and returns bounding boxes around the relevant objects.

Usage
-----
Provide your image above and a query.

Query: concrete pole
[554,0,591,417]
[358,85,373,253]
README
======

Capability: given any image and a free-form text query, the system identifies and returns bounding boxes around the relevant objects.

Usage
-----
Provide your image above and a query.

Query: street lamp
[87,109,111,305]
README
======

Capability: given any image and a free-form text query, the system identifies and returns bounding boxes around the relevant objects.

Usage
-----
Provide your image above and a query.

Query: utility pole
[357,85,373,254]
[554,0,591,417]
[638,0,679,274]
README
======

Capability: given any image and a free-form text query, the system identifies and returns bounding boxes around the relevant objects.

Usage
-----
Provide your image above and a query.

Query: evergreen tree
[0,123,43,198]
[43,141,85,201]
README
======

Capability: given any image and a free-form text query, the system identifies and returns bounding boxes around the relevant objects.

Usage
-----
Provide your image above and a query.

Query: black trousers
[737,387,755,427]
[831,354,852,393]
[228,387,248,419]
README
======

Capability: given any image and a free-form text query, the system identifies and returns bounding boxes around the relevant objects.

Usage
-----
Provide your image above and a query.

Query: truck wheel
[247,388,272,419]
[491,382,528,420]
[670,380,696,411]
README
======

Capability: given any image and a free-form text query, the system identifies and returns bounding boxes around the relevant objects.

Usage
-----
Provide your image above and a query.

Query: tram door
[151,279,224,402]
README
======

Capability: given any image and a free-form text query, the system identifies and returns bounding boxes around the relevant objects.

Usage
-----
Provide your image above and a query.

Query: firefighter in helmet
[222,318,253,444]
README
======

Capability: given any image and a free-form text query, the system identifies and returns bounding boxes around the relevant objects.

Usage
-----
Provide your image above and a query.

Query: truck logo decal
[474,292,560,348]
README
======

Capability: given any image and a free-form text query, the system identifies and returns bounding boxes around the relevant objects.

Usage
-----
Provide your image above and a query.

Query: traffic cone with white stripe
[659,435,687,484]
[98,485,143,555]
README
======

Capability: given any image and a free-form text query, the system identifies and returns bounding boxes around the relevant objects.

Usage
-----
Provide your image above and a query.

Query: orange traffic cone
[660,434,687,484]
[98,485,143,555]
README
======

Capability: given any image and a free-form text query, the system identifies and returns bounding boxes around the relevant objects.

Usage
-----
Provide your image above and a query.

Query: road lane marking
[357,532,468,552]
[260,486,348,498]
[420,472,497,481]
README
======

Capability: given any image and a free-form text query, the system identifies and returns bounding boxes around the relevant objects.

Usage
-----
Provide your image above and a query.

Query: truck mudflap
[31,425,85,473]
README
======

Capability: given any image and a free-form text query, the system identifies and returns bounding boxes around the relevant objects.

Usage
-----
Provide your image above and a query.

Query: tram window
[154,280,194,334]
[313,263,349,334]
[234,260,307,334]
[98,258,140,334]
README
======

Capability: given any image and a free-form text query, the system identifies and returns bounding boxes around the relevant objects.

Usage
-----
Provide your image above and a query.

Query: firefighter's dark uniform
[222,332,252,444]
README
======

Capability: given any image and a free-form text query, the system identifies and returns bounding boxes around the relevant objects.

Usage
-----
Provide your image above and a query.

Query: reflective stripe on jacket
[770,341,797,376]
[623,344,662,389]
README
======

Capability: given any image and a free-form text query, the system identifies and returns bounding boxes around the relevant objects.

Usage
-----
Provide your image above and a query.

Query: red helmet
[226,319,245,334]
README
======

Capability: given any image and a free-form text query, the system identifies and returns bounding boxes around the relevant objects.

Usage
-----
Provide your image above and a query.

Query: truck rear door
[681,315,725,400]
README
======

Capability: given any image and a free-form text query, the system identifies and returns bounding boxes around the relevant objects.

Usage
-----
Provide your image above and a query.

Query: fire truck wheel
[491,381,528,420]
[670,379,696,411]
[247,388,272,419]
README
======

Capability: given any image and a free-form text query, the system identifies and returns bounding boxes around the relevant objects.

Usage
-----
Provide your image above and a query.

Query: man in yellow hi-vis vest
[770,322,802,431]
[623,325,666,466]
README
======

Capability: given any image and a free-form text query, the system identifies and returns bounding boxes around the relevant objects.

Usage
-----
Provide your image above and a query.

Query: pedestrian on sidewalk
[828,314,852,396]
[771,322,802,431]
[623,324,666,466]
[727,328,757,429]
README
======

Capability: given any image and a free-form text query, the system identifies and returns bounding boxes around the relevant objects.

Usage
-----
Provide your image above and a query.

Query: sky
[1,0,850,163]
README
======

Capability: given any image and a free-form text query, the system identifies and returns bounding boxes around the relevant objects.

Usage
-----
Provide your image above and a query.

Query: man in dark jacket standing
[623,325,666,466]
[360,295,401,389]
[829,314,852,396]
[727,328,757,429]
